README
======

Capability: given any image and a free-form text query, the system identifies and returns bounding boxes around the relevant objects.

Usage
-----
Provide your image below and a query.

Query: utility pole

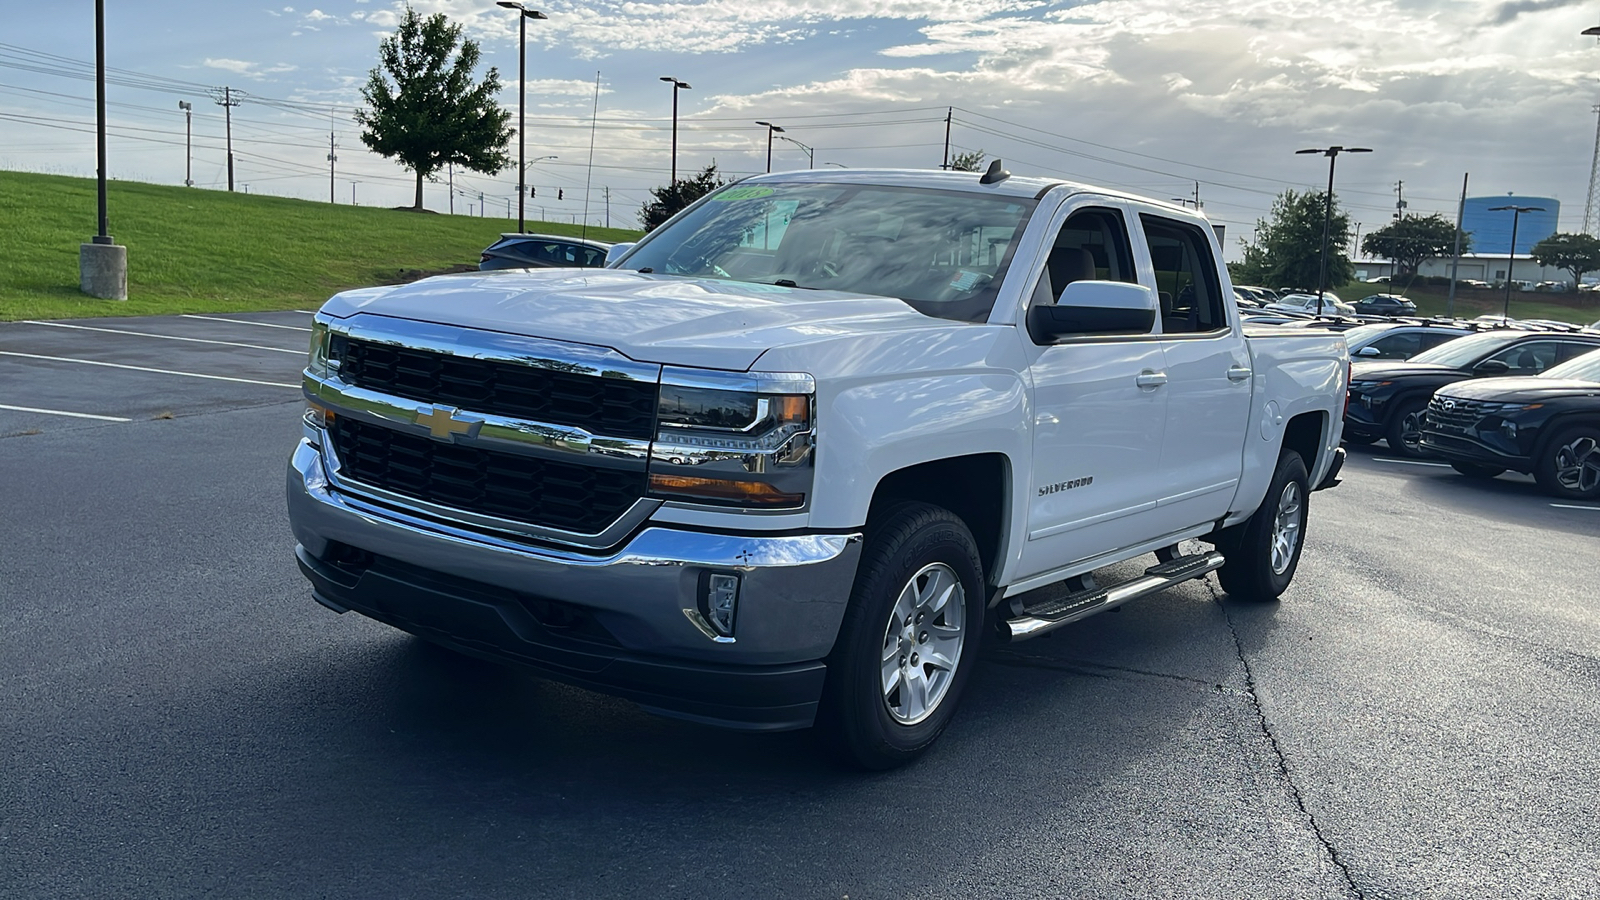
[479,191,484,217]
[1447,173,1469,317]
[177,101,193,186]
[1585,105,1600,235]
[1193,180,1201,209]
[326,119,337,204]
[941,107,952,169]
[1394,180,1406,219]
[214,85,239,191]
[350,180,358,205]
[604,186,610,228]
[448,163,454,215]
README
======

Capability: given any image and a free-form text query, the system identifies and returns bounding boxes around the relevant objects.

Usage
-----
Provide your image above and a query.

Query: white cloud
[202,57,297,80]
[304,8,334,20]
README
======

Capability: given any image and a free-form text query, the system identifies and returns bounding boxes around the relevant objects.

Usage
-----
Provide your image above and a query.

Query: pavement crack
[1205,576,1365,900]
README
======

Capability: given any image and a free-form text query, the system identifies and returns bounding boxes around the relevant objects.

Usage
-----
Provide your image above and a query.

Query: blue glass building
[1460,196,1559,255]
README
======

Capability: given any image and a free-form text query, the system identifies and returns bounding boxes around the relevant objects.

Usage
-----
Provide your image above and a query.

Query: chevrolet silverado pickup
[287,164,1349,769]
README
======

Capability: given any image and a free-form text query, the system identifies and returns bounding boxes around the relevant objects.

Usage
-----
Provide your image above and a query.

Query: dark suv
[479,233,612,270]
[1350,294,1418,316]
[1344,331,1600,457]
[1422,348,1600,499]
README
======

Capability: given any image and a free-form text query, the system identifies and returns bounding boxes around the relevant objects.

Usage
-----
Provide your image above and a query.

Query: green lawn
[0,170,643,321]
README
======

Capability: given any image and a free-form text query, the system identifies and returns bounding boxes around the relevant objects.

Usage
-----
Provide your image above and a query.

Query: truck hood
[319,269,951,370]
[1434,377,1600,403]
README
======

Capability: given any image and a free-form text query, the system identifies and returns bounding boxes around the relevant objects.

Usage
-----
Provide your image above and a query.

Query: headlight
[307,318,331,379]
[650,368,815,508]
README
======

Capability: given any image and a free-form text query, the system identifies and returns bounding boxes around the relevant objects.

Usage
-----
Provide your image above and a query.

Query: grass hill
[0,170,643,322]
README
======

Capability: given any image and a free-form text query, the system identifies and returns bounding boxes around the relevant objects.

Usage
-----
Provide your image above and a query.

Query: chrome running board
[1002,550,1225,641]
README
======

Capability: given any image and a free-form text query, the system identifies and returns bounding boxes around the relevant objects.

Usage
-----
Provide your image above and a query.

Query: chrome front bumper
[287,439,863,669]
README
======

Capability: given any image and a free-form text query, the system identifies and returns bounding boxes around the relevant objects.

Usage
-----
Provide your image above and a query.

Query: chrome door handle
[1136,371,1168,388]
[1227,366,1253,382]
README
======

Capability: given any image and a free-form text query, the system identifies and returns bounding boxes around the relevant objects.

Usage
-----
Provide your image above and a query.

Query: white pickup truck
[287,164,1348,768]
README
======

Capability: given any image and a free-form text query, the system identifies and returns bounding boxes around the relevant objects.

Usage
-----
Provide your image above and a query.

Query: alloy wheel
[879,562,966,725]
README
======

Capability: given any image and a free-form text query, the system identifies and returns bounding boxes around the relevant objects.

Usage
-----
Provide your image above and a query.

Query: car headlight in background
[649,368,816,508]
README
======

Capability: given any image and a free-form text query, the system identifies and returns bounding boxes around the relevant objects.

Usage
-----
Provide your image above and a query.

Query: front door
[1018,200,1170,579]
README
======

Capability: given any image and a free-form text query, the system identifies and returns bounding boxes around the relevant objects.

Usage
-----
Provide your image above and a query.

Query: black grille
[329,417,645,535]
[333,337,657,440]
[1426,397,1491,434]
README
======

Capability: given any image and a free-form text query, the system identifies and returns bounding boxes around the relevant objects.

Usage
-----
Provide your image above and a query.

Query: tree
[1530,232,1600,294]
[949,149,985,172]
[639,163,729,232]
[1361,214,1466,277]
[355,7,512,211]
[1232,189,1353,292]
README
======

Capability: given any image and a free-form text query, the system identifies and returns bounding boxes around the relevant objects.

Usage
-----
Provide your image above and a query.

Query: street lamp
[1488,204,1545,320]
[755,121,785,173]
[1296,145,1372,314]
[497,1,547,234]
[660,76,691,183]
[776,133,813,168]
[177,101,193,187]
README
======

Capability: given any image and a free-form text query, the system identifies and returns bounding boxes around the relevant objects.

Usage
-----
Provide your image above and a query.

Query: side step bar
[1002,550,1225,641]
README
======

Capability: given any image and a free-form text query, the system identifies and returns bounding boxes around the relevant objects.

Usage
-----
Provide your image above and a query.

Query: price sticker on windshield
[712,186,776,201]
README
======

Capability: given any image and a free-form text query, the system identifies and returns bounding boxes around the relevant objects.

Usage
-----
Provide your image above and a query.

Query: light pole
[498,1,547,234]
[755,121,785,173]
[1488,204,1544,320]
[660,77,691,183]
[1296,145,1371,314]
[177,101,193,186]
[777,133,813,168]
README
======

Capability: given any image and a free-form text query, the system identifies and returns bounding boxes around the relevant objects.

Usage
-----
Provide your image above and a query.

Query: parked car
[1350,294,1418,316]
[1342,322,1470,361]
[1267,292,1357,316]
[1422,347,1600,499]
[1344,330,1600,457]
[1459,279,1491,289]
[1233,285,1278,304]
[1517,319,1584,333]
[479,233,612,270]
[290,166,1350,768]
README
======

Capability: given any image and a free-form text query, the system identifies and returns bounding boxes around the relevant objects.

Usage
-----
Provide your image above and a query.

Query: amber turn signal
[649,474,804,507]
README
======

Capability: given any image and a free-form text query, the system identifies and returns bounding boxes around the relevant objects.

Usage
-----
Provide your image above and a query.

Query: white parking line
[1372,457,1452,468]
[21,321,303,354]
[179,314,312,332]
[1550,503,1600,512]
[0,403,131,422]
[0,351,299,388]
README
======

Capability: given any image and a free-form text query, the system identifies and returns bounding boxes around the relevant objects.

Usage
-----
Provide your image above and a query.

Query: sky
[5,0,1600,257]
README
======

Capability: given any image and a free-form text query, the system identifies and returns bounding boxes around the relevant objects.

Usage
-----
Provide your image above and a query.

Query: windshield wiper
[771,279,816,289]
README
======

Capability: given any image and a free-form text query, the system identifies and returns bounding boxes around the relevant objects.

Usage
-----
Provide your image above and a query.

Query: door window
[1035,207,1136,304]
[1140,216,1227,334]
[1558,341,1600,363]
[1486,341,1560,374]
[1367,332,1421,360]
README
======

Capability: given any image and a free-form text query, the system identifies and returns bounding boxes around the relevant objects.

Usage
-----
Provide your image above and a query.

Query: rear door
[1136,214,1253,532]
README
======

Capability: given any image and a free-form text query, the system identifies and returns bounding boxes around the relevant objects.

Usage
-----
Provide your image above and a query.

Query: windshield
[1408,331,1523,367]
[1541,347,1600,382]
[1342,323,1395,345]
[618,181,1037,323]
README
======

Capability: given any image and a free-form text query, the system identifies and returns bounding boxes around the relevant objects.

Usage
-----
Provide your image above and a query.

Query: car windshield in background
[1542,347,1600,382]
[1408,331,1523,367]
[620,182,1037,323]
[1342,323,1396,344]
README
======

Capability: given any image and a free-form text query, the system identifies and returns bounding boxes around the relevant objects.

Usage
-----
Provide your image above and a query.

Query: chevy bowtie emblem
[414,405,480,440]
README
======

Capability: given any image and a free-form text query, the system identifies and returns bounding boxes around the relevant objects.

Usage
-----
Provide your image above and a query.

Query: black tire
[1450,461,1505,479]
[1342,433,1378,446]
[817,502,985,770]
[1217,451,1309,602]
[1533,423,1600,500]
[1384,397,1431,458]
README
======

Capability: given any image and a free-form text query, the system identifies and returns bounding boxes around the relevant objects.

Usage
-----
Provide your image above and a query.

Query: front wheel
[1385,398,1431,458]
[1534,424,1600,500]
[1216,451,1309,602]
[818,502,985,770]
[1450,461,1505,479]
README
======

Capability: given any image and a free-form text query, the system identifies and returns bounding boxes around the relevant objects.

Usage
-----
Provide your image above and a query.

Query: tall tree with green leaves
[1530,232,1600,294]
[639,163,729,232]
[355,7,512,210]
[1232,189,1353,291]
[949,149,986,172]
[1361,214,1467,277]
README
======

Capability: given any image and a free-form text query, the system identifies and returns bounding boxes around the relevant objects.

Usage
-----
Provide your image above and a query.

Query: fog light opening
[702,572,741,638]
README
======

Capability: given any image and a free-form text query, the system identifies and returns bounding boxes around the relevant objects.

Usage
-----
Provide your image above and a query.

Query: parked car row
[478,233,613,271]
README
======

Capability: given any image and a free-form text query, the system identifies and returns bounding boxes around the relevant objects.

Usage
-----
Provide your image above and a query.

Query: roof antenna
[979,158,1010,185]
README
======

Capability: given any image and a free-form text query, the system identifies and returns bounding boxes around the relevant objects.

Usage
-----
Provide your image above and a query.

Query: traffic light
[529,186,535,198]
[558,189,564,200]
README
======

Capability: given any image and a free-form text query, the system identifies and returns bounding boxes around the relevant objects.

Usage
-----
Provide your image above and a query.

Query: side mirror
[603,242,636,268]
[1474,359,1511,376]
[1356,346,1381,357]
[1027,281,1157,343]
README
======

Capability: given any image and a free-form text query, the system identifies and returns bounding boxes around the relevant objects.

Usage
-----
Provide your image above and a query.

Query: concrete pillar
[79,240,127,300]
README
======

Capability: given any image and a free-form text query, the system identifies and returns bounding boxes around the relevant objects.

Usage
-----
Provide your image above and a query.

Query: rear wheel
[1217,451,1309,602]
[818,502,984,770]
[1450,461,1505,479]
[1385,398,1430,458]
[1534,424,1600,500]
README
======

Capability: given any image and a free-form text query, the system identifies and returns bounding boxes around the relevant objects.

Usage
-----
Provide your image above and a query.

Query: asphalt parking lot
[3,313,1598,898]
